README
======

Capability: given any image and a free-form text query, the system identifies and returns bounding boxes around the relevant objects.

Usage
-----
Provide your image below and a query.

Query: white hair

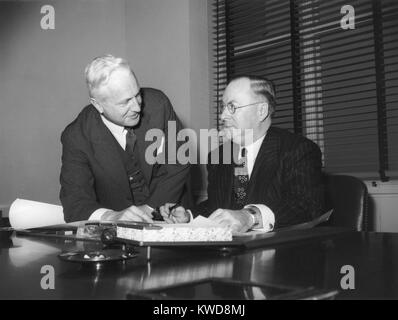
[84,54,133,98]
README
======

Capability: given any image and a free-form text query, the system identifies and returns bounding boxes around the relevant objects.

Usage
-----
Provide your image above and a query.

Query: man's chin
[124,116,140,127]
[231,136,242,145]
[222,127,242,144]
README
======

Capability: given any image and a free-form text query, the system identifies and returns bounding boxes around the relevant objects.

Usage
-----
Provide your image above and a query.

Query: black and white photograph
[0,0,397,304]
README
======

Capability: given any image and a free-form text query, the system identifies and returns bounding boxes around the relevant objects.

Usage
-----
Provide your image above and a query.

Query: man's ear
[90,98,104,113]
[258,102,269,122]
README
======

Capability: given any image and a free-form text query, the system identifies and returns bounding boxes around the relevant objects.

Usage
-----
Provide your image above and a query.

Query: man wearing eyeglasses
[60,55,190,222]
[161,75,324,233]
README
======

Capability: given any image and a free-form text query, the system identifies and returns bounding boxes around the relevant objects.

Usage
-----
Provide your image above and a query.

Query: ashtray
[58,247,138,265]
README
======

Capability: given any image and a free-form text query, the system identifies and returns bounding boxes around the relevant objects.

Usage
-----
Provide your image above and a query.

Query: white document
[188,215,222,227]
[117,215,233,242]
[9,198,65,229]
[154,215,223,228]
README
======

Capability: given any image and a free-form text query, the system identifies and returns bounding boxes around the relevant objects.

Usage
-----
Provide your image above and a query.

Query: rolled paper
[9,198,65,229]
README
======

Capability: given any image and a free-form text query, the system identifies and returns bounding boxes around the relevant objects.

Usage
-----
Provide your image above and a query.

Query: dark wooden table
[0,228,397,299]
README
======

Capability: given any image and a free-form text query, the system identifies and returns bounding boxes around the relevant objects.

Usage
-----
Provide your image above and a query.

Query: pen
[169,203,181,211]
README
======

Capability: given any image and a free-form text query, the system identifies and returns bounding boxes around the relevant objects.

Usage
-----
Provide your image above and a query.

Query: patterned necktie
[233,147,249,206]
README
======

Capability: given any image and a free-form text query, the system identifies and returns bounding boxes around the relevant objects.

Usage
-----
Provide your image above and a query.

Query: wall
[125,0,190,123]
[0,0,127,213]
[125,0,211,193]
[0,0,211,215]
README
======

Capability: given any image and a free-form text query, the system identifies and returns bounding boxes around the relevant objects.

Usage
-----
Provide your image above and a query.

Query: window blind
[383,0,398,174]
[213,0,398,181]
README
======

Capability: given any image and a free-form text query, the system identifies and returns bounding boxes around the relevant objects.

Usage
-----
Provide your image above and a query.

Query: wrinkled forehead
[99,68,139,98]
[223,78,255,103]
[109,68,138,90]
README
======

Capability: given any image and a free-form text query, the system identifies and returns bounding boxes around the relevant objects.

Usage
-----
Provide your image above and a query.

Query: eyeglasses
[220,101,266,115]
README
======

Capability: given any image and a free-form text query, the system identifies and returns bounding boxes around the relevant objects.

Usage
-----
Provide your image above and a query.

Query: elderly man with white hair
[60,55,190,222]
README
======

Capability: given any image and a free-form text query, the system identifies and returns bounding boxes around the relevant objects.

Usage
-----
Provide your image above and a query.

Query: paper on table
[153,215,223,228]
[9,198,65,229]
[188,215,222,227]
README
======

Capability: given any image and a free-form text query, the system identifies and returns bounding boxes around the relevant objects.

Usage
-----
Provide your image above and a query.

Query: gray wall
[0,0,211,214]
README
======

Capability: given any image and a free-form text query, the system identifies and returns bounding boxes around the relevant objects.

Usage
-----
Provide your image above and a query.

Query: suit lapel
[247,128,280,198]
[89,108,131,197]
[216,143,239,207]
[134,107,153,184]
[219,163,234,207]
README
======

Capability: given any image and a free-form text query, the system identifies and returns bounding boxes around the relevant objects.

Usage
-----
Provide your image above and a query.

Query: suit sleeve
[59,131,101,222]
[145,94,190,208]
[268,140,324,228]
[192,153,218,217]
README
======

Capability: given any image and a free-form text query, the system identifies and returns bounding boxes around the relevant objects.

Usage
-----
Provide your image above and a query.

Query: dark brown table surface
[0,228,397,300]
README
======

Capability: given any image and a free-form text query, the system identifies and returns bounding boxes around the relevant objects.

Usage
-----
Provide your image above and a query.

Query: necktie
[124,127,150,205]
[233,147,249,206]
[125,127,137,155]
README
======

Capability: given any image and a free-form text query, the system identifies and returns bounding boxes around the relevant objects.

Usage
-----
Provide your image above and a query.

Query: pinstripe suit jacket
[195,126,324,229]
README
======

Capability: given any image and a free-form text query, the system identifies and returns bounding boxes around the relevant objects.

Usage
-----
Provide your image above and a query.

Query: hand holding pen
[159,203,190,224]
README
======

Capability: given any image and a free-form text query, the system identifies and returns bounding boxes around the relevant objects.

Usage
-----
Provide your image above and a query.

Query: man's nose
[220,106,229,121]
[128,98,141,112]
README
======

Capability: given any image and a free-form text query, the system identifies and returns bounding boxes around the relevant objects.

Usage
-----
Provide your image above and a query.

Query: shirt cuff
[244,204,275,232]
[186,210,194,223]
[89,208,110,221]
[140,204,153,216]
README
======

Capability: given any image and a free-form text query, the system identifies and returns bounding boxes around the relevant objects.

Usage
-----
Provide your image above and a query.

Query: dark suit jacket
[60,88,190,222]
[195,127,324,228]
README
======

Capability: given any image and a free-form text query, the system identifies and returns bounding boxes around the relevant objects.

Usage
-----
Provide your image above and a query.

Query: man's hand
[101,205,154,223]
[136,204,155,218]
[208,208,254,233]
[159,203,190,223]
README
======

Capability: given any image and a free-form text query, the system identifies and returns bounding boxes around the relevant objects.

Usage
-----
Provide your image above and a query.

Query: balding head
[229,75,276,115]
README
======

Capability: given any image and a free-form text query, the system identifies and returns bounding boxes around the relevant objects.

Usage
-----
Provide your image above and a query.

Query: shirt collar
[100,115,126,136]
[241,132,267,154]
